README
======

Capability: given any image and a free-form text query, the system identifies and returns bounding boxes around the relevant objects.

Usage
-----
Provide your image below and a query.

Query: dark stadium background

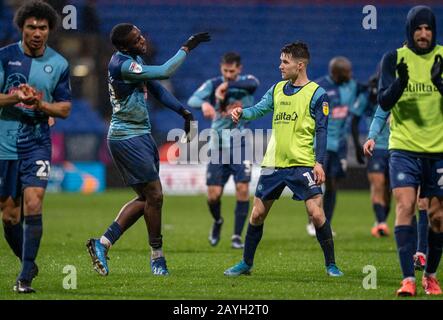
[1,0,441,190]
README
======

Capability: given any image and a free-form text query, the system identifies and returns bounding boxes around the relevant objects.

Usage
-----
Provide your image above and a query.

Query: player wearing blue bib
[86,23,210,277]
[0,1,71,293]
[188,52,259,249]
[306,57,365,235]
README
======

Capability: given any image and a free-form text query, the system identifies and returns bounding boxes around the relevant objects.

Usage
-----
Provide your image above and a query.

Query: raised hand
[396,57,409,87]
[431,54,443,86]
[182,32,211,52]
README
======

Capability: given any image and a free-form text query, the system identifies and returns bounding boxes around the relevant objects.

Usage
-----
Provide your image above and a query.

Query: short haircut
[14,0,59,30]
[110,23,135,49]
[221,52,242,65]
[281,42,310,62]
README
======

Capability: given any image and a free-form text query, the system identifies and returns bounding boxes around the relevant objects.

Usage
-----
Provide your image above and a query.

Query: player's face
[125,27,147,56]
[220,63,242,81]
[22,17,49,55]
[413,24,433,50]
[279,53,303,81]
[332,65,352,84]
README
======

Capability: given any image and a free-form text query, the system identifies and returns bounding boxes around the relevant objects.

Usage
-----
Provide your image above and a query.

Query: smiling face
[122,26,147,56]
[413,24,433,50]
[22,17,49,56]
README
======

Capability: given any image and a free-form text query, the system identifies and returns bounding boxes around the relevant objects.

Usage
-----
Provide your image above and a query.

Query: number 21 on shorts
[36,160,51,179]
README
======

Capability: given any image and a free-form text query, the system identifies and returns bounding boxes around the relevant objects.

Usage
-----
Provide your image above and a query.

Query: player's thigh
[254,168,286,201]
[285,167,322,201]
[108,134,160,186]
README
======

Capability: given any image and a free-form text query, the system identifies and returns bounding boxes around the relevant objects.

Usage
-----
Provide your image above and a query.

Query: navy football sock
[3,221,23,260]
[417,210,429,254]
[394,225,415,279]
[18,215,42,282]
[208,200,221,222]
[323,190,336,223]
[373,203,387,223]
[103,221,123,245]
[243,223,263,266]
[315,220,336,266]
[425,228,443,275]
[234,201,249,236]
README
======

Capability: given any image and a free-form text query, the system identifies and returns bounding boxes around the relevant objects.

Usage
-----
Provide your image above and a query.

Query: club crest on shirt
[44,65,53,73]
[322,102,329,116]
[129,62,142,74]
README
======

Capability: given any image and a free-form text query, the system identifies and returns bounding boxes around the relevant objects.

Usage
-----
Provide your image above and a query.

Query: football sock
[18,215,42,282]
[3,220,23,260]
[323,189,336,223]
[243,223,263,266]
[315,220,335,266]
[149,235,163,250]
[373,203,387,224]
[417,210,429,254]
[102,221,122,247]
[425,228,443,275]
[234,201,249,236]
[208,200,221,222]
[394,225,415,279]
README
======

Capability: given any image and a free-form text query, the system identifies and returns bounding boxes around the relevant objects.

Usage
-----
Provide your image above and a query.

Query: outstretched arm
[121,49,187,81]
[146,80,186,114]
[239,85,274,120]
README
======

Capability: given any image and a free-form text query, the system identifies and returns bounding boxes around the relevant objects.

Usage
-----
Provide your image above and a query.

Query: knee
[207,193,221,204]
[25,197,42,214]
[250,209,265,225]
[396,200,415,218]
[428,211,443,231]
[147,192,163,209]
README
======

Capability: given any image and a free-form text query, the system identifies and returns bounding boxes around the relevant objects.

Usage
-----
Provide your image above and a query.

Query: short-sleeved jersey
[108,52,151,140]
[0,42,71,159]
[188,75,258,149]
[316,76,362,153]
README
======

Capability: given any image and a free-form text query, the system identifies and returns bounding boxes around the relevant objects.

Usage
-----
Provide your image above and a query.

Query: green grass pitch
[0,190,441,300]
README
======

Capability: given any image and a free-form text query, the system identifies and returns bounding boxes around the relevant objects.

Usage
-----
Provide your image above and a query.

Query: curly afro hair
[14,0,59,30]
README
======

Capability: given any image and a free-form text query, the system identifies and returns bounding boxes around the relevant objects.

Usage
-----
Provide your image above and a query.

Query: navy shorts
[0,152,51,199]
[108,134,160,186]
[421,158,443,197]
[255,167,322,201]
[389,150,443,197]
[324,151,346,179]
[206,145,252,186]
[367,149,389,175]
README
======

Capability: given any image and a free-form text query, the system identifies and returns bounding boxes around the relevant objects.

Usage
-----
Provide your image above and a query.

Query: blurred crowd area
[1,0,442,169]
